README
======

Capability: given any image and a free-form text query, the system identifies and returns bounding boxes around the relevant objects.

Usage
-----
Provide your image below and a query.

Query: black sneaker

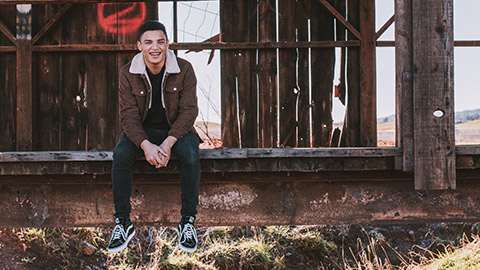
[107,217,135,253]
[177,216,198,253]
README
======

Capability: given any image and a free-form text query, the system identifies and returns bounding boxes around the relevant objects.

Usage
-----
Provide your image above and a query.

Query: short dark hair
[138,20,168,42]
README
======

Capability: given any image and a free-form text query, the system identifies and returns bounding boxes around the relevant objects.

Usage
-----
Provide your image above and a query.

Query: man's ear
[137,41,142,51]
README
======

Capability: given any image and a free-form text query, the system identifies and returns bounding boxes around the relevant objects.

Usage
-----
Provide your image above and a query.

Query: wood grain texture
[412,0,455,190]
[257,0,277,148]
[311,0,334,147]
[220,0,240,147]
[359,0,376,146]
[278,0,297,147]
[395,0,414,172]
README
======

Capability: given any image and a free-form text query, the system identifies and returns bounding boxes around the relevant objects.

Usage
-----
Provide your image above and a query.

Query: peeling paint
[199,184,257,211]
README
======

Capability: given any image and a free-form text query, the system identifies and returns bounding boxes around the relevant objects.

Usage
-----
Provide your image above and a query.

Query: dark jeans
[112,128,201,219]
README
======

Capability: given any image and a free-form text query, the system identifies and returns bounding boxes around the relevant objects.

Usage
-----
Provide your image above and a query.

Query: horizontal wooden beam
[376,41,480,47]
[2,176,480,227]
[30,41,361,52]
[0,45,16,52]
[1,146,479,175]
[0,148,401,162]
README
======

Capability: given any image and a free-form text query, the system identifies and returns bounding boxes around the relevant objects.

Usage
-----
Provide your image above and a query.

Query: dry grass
[7,226,480,269]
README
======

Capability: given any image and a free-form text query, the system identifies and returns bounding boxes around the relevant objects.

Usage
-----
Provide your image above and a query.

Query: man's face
[137,30,169,71]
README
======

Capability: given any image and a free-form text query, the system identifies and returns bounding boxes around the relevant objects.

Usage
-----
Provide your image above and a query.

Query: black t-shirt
[143,67,170,130]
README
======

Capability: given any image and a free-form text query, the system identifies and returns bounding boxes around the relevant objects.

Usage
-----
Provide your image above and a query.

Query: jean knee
[175,135,200,166]
[113,138,138,166]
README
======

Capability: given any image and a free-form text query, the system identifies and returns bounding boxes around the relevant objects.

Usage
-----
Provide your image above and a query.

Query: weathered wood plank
[257,0,277,148]
[395,0,414,172]
[0,148,401,162]
[234,0,256,148]
[34,52,62,150]
[359,0,376,146]
[220,0,240,148]
[4,179,480,227]
[31,3,72,44]
[412,0,455,190]
[0,7,16,151]
[0,53,16,151]
[277,0,296,147]
[31,40,362,51]
[296,0,311,147]
[344,0,360,146]
[60,54,88,150]
[311,0,334,147]
[31,4,62,150]
[15,6,33,150]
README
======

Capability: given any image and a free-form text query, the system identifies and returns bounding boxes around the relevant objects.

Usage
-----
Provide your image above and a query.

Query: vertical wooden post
[16,4,32,151]
[359,0,376,146]
[278,0,296,147]
[257,0,277,148]
[412,0,455,190]
[310,0,335,147]
[344,0,360,146]
[395,0,414,171]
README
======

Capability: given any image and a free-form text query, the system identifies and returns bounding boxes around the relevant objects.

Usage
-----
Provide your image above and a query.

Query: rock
[79,241,97,256]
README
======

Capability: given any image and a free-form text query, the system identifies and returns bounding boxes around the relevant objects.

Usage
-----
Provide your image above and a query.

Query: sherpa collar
[129,49,181,75]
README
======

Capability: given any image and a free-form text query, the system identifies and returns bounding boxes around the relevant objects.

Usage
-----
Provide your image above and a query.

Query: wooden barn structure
[0,0,480,227]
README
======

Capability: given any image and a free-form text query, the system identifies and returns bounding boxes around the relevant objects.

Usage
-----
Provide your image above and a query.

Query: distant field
[196,120,480,146]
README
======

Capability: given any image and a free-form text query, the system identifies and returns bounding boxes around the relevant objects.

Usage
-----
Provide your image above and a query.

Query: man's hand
[140,140,164,167]
[158,136,178,167]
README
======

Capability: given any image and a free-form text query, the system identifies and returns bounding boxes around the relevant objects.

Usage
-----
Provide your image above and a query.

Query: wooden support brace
[412,0,455,190]
[376,14,395,40]
[32,3,73,44]
[0,18,16,44]
[318,0,361,40]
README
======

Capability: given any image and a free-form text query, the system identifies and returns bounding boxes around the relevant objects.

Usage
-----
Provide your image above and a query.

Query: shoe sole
[107,230,136,254]
[177,227,197,253]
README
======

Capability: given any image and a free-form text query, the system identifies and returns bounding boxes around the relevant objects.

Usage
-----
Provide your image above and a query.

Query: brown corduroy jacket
[118,50,199,147]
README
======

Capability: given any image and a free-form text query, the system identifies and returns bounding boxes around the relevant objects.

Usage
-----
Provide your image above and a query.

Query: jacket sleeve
[168,62,199,139]
[118,69,148,147]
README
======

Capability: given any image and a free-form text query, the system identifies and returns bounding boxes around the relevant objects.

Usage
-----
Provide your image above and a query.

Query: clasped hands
[141,136,178,168]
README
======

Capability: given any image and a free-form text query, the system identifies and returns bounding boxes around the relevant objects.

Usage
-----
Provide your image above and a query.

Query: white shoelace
[112,225,124,241]
[182,223,195,240]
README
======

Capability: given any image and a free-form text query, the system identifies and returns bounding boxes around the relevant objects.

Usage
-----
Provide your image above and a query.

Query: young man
[107,21,201,253]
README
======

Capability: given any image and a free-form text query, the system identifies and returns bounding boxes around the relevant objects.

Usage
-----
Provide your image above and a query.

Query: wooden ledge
[0,147,401,162]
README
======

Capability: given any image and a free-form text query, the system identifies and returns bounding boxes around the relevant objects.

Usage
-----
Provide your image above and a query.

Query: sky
[158,0,480,124]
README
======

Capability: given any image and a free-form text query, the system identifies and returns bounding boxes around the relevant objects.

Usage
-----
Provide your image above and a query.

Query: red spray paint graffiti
[97,3,146,34]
